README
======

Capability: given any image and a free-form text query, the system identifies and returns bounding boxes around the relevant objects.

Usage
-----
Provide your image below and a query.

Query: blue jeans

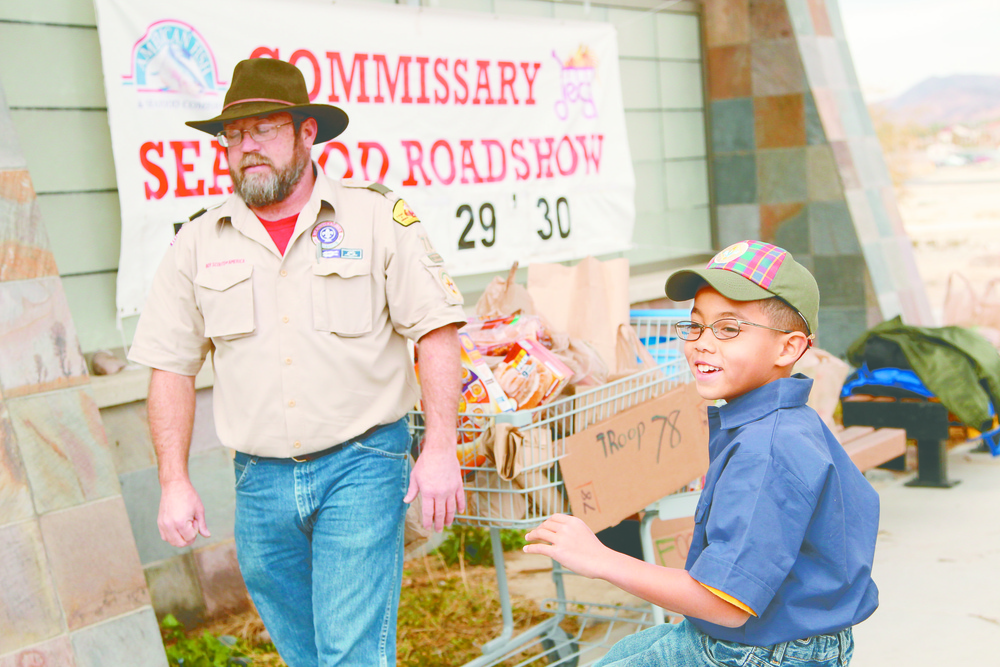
[232,419,410,667]
[594,619,854,667]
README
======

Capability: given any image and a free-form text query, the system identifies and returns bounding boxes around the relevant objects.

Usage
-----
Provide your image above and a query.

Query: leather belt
[289,422,389,463]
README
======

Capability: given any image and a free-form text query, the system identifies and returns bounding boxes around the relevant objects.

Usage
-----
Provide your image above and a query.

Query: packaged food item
[493,339,573,410]
[459,332,516,413]
[464,314,553,359]
[454,332,516,468]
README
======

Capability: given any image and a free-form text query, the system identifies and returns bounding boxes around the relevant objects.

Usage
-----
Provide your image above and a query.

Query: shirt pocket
[194,264,255,340]
[312,258,373,336]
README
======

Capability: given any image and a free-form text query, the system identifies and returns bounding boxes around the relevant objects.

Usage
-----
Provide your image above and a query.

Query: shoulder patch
[392,199,420,227]
[188,207,208,221]
[366,182,392,196]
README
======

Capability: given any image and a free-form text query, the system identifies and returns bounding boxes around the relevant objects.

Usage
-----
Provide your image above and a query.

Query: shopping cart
[409,314,697,666]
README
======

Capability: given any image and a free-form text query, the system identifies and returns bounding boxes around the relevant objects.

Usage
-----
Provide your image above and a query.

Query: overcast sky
[838,0,1000,101]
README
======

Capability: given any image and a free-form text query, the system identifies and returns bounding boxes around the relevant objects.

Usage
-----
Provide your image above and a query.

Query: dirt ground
[897,162,1000,325]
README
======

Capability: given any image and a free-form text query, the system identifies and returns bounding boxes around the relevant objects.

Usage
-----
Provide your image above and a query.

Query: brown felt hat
[186,58,348,143]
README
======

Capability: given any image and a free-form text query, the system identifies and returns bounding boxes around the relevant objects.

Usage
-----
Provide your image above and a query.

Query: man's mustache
[238,155,275,171]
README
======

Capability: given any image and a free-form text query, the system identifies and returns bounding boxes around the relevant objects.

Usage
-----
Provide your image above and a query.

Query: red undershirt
[257,213,299,255]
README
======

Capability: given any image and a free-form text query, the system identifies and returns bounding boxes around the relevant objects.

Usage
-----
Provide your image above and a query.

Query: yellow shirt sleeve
[699,583,758,617]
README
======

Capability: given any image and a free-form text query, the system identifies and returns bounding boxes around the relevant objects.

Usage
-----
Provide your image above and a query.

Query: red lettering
[576,134,604,174]
[521,62,541,105]
[497,61,518,105]
[401,140,431,186]
[208,143,232,195]
[555,135,578,176]
[250,46,280,59]
[415,57,431,104]
[170,141,204,197]
[453,60,469,104]
[434,58,450,104]
[290,49,321,101]
[358,141,390,182]
[373,55,413,104]
[318,142,353,179]
[140,141,168,200]
[529,137,555,179]
[327,52,370,103]
[481,139,506,182]
[511,139,530,181]
[459,140,484,184]
[472,60,495,105]
[431,140,456,185]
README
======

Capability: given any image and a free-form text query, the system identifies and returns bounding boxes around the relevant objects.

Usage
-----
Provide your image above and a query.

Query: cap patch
[708,241,786,290]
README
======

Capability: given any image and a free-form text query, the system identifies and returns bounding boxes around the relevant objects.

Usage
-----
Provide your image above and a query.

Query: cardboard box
[559,381,711,533]
[647,516,696,569]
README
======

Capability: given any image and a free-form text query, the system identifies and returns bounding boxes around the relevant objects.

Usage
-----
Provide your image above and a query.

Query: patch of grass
[431,526,529,567]
[160,614,255,666]
[187,546,557,666]
[397,556,551,666]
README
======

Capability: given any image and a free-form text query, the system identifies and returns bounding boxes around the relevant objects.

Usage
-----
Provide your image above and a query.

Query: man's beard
[231,139,310,208]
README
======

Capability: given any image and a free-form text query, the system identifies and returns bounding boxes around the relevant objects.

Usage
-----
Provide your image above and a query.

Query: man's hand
[158,479,211,547]
[404,432,466,532]
[523,513,613,579]
[408,323,464,532]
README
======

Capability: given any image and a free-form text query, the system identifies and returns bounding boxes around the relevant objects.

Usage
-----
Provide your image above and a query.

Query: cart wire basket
[409,313,691,666]
[410,313,691,530]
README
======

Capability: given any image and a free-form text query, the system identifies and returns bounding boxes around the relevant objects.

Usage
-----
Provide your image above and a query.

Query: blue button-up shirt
[686,375,879,645]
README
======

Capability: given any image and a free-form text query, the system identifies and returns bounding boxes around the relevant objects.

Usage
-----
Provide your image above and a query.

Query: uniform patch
[318,248,363,259]
[422,252,445,266]
[392,199,420,227]
[311,221,344,248]
[438,269,463,303]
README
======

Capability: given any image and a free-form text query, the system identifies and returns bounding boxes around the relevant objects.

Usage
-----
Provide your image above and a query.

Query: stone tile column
[0,82,167,667]
[702,0,933,356]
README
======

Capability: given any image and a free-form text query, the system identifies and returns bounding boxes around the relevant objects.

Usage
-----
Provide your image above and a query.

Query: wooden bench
[841,394,959,487]
[834,425,907,473]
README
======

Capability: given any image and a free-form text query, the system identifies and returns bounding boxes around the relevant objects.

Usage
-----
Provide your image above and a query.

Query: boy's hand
[523,513,612,579]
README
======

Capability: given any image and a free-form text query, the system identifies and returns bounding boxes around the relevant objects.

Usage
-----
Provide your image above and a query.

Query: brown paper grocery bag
[479,423,562,519]
[463,469,527,523]
[527,257,631,373]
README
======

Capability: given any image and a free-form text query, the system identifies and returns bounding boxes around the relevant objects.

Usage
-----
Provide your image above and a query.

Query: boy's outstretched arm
[524,514,751,629]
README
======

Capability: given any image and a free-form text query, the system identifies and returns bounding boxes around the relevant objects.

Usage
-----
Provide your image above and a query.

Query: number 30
[536,197,571,240]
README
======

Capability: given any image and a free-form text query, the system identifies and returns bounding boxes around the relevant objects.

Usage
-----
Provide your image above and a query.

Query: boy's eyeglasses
[216,121,292,148]
[674,318,793,341]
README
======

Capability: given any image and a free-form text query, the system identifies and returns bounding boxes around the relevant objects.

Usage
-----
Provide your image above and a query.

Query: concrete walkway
[852,442,1000,666]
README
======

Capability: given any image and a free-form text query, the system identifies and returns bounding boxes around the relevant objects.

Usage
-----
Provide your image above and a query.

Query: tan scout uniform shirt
[128,168,466,458]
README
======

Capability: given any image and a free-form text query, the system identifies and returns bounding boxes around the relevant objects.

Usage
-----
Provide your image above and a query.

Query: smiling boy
[525,241,879,666]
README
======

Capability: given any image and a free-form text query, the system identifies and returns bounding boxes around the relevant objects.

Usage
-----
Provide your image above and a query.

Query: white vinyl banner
[94,0,636,318]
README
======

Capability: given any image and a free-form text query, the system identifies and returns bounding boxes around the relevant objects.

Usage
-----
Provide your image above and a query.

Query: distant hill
[875,75,1000,127]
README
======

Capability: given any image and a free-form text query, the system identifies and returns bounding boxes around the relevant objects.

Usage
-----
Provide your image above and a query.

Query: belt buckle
[291,453,310,463]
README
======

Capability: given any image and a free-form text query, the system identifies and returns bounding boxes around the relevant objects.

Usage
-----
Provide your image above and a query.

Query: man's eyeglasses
[674,318,793,341]
[216,122,292,148]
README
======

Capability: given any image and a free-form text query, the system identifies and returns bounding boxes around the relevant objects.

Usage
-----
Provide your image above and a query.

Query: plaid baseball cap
[665,240,819,335]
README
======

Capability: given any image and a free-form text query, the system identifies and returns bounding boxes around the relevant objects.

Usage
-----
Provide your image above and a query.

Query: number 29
[457,203,496,250]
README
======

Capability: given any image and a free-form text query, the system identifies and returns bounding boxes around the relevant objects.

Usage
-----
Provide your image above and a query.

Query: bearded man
[128,58,466,667]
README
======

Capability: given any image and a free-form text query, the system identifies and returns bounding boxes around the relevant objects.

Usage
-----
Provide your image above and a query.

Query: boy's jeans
[232,418,410,667]
[595,619,854,667]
